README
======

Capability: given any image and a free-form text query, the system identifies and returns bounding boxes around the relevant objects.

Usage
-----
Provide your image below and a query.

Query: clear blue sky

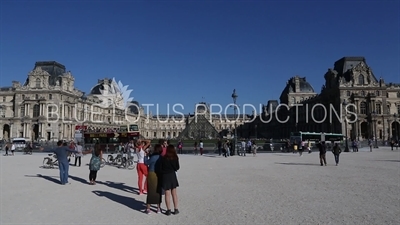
[1,0,399,115]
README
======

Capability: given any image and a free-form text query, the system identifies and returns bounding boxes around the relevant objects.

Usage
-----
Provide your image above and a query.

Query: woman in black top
[160,145,180,216]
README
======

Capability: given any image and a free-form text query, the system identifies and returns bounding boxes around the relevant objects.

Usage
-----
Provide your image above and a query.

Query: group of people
[3,143,16,156]
[40,138,181,216]
[317,141,342,166]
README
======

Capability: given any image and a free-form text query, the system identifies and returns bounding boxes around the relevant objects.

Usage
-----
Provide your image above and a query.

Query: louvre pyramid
[177,114,220,140]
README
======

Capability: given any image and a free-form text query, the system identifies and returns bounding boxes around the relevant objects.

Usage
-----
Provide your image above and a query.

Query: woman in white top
[135,139,151,195]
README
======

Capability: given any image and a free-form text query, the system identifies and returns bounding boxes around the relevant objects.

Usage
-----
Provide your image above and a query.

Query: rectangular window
[48,106,53,118]
[376,104,381,114]
[2,96,5,102]
[20,105,25,117]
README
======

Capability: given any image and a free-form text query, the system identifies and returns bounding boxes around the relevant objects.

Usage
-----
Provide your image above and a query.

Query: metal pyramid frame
[178,114,221,140]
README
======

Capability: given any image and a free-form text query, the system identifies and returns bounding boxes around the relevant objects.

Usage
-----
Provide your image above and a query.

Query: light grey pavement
[1,147,399,225]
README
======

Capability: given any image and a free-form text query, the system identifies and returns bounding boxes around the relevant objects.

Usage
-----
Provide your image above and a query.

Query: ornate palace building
[239,57,400,141]
[0,61,245,141]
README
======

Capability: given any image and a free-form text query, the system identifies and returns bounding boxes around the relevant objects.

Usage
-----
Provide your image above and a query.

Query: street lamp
[342,100,350,152]
[371,111,379,148]
[231,89,238,156]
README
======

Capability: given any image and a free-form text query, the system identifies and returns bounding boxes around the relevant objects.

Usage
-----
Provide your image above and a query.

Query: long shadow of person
[92,190,145,212]
[24,174,61,184]
[96,181,140,194]
[68,175,89,184]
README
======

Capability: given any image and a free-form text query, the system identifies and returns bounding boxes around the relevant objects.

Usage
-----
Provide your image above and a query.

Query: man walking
[217,139,222,156]
[74,142,83,167]
[317,141,327,166]
[40,140,78,185]
[332,143,341,166]
[241,140,246,156]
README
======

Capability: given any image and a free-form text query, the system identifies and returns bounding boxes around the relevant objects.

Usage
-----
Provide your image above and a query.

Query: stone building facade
[0,61,246,141]
[239,57,400,141]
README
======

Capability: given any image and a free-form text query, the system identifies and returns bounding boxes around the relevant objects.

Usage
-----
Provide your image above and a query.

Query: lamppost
[371,111,378,148]
[231,89,238,156]
[342,100,350,152]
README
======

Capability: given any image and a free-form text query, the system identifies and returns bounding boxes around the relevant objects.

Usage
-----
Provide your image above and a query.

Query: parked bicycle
[106,150,135,170]
[42,154,58,169]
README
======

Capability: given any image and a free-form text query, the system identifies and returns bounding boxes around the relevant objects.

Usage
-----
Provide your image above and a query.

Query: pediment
[29,67,50,76]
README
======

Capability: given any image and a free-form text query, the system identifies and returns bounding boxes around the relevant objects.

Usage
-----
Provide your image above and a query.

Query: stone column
[10,123,13,139]
[27,104,30,117]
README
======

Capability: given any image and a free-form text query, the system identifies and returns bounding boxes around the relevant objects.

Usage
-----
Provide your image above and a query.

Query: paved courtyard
[1,147,399,225]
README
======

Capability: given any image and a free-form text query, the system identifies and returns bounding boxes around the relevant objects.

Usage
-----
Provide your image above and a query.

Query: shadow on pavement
[373,159,400,162]
[202,155,219,158]
[92,190,145,212]
[69,175,89,184]
[274,162,320,166]
[25,174,61,184]
[96,180,140,194]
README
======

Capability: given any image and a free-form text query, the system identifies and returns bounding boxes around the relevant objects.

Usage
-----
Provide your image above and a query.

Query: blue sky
[1,0,399,115]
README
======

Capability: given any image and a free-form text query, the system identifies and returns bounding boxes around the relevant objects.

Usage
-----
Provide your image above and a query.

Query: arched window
[35,78,41,88]
[358,75,365,85]
[33,104,40,117]
[360,102,367,114]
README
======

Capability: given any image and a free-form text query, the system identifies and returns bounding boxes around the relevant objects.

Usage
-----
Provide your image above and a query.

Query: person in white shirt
[241,140,246,156]
[74,142,83,167]
[199,140,204,155]
[136,139,151,195]
[11,143,16,156]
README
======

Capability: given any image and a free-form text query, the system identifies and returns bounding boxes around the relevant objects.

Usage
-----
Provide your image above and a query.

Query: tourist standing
[241,140,246,156]
[193,141,198,155]
[136,139,151,195]
[217,139,222,156]
[252,140,257,156]
[299,140,305,156]
[160,145,180,216]
[40,140,78,185]
[332,143,341,166]
[158,139,167,156]
[74,142,83,167]
[4,143,9,156]
[368,138,373,152]
[11,143,15,156]
[144,144,163,214]
[317,141,327,166]
[199,140,204,155]
[223,140,230,157]
[85,144,103,185]
[177,140,183,154]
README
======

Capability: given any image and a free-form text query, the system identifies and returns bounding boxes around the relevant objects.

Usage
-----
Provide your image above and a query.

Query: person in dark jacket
[317,141,327,166]
[160,144,180,216]
[332,143,342,166]
[40,140,78,185]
